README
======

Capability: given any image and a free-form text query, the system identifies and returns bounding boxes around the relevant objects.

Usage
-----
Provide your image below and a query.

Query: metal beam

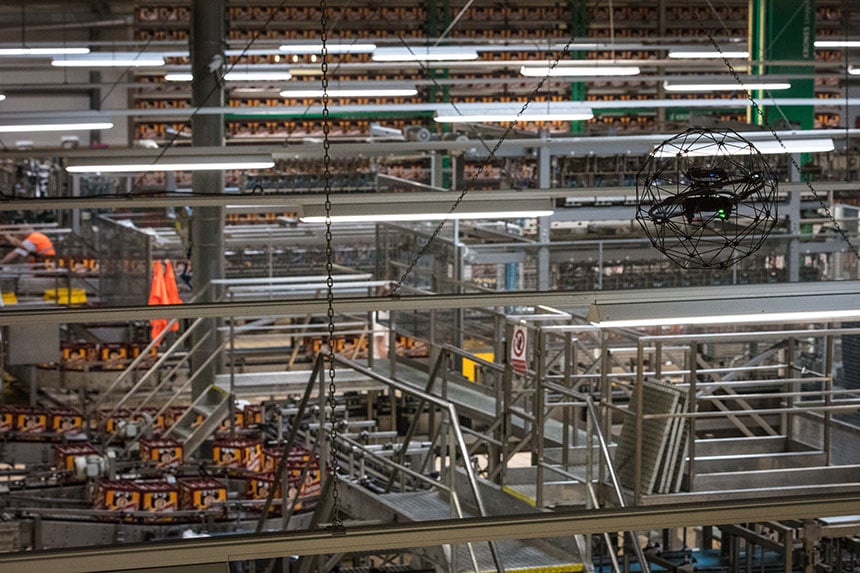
[0,182,849,212]
[2,494,860,572]
[0,280,858,326]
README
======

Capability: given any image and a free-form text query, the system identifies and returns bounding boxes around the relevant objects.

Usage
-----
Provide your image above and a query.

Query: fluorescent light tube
[372,46,479,62]
[849,66,860,76]
[166,71,293,82]
[164,73,193,82]
[435,111,593,123]
[0,94,5,102]
[0,119,113,133]
[668,49,749,59]
[652,138,834,157]
[663,80,791,92]
[815,40,860,48]
[279,43,376,54]
[588,295,860,328]
[66,155,274,173]
[0,47,90,56]
[520,65,640,77]
[301,210,553,223]
[280,88,418,98]
[301,197,554,223]
[52,54,165,67]
[434,102,593,123]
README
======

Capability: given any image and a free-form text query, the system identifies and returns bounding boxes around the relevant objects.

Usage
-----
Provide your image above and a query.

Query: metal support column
[537,132,552,290]
[190,0,226,400]
[788,167,802,282]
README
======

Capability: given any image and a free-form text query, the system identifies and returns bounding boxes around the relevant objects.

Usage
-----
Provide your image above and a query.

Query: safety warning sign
[511,325,528,376]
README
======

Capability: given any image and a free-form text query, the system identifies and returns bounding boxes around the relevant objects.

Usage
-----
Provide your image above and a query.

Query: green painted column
[569,0,588,134]
[749,0,815,129]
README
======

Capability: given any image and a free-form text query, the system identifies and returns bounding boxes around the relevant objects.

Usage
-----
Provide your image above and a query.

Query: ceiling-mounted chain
[698,4,860,263]
[319,0,344,533]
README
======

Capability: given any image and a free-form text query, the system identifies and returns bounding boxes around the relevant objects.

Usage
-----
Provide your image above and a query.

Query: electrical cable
[699,0,860,262]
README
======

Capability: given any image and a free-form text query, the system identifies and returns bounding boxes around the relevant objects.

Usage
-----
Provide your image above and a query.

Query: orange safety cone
[163,260,182,332]
[148,261,168,342]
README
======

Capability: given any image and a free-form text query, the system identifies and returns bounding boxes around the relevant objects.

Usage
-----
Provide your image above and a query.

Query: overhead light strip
[668,49,749,59]
[434,102,593,124]
[279,43,377,54]
[52,54,165,68]
[520,64,640,77]
[651,138,834,157]
[301,197,554,223]
[65,154,275,173]
[815,40,860,48]
[166,71,294,82]
[372,46,479,62]
[588,294,860,328]
[663,80,791,92]
[0,47,90,56]
[280,88,418,98]
[0,113,114,133]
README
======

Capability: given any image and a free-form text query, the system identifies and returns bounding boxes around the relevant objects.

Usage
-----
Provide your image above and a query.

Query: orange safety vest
[26,232,55,257]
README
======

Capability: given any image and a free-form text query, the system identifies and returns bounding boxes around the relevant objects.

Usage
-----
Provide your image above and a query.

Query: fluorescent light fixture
[52,53,165,67]
[166,71,293,82]
[652,138,834,157]
[663,80,791,92]
[520,64,640,77]
[280,88,418,98]
[300,197,553,223]
[668,49,749,59]
[815,40,860,48]
[372,46,479,62]
[164,73,193,82]
[0,94,5,102]
[0,47,90,56]
[65,153,274,173]
[279,43,376,54]
[588,293,860,328]
[849,66,860,76]
[434,102,593,123]
[0,113,113,133]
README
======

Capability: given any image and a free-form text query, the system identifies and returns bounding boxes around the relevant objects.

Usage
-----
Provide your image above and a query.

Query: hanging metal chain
[698,5,860,263]
[319,0,344,532]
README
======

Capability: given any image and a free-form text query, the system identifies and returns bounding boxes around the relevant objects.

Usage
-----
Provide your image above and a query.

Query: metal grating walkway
[379,491,583,573]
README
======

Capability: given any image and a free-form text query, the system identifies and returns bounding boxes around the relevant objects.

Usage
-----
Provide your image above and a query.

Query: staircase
[164,384,231,457]
[93,316,233,457]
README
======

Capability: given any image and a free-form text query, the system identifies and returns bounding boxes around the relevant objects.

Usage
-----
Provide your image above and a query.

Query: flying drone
[636,128,779,269]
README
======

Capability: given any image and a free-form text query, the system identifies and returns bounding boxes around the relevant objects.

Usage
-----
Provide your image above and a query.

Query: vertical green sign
[751,0,814,129]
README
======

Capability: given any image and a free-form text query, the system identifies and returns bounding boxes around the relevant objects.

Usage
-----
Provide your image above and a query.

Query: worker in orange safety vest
[1,225,55,264]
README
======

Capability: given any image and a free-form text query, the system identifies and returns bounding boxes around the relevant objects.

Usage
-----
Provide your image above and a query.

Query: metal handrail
[584,397,651,573]
[334,355,505,573]
[88,284,214,416]
[100,317,208,420]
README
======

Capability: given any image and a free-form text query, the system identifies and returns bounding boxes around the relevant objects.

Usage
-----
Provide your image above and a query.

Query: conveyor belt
[371,358,583,446]
[214,368,386,397]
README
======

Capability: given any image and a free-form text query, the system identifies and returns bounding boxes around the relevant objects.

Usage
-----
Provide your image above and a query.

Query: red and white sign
[511,325,528,376]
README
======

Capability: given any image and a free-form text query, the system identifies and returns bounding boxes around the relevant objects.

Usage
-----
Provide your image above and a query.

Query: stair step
[690,464,860,491]
[693,451,826,473]
[695,435,813,457]
[191,404,215,417]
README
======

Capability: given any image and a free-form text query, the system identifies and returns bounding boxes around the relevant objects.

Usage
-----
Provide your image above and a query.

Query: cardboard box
[179,477,228,511]
[140,439,183,468]
[54,443,98,472]
[93,479,141,517]
[213,439,263,471]
[50,408,83,434]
